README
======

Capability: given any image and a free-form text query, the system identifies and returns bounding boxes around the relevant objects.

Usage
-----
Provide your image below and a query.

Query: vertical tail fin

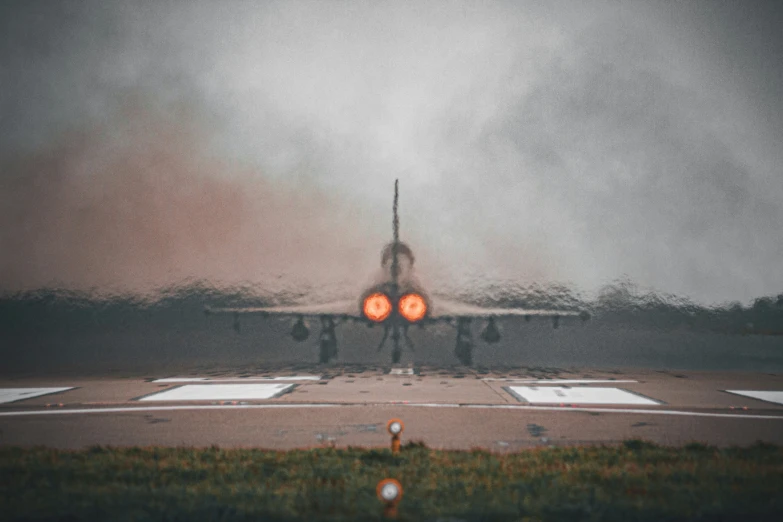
[392,180,401,360]
[391,179,400,292]
[393,179,399,245]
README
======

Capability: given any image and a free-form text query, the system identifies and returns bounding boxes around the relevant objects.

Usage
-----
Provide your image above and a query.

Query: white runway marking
[1,403,782,420]
[0,388,74,404]
[483,379,638,384]
[139,384,295,401]
[390,368,415,375]
[153,376,320,383]
[725,390,783,406]
[507,386,660,405]
[462,404,783,420]
[0,404,340,416]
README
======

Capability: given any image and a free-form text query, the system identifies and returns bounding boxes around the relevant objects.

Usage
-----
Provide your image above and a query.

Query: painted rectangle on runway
[725,390,783,406]
[152,376,320,383]
[0,387,74,404]
[390,368,414,375]
[483,379,638,384]
[139,384,295,401]
[506,386,660,405]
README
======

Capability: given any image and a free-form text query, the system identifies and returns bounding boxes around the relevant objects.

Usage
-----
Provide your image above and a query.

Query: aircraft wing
[204,299,362,319]
[426,298,588,321]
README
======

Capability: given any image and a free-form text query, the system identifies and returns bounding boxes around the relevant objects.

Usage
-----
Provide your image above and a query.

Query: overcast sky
[1,0,781,304]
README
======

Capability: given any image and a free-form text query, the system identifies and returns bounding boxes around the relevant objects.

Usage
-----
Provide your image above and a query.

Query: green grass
[2,440,782,521]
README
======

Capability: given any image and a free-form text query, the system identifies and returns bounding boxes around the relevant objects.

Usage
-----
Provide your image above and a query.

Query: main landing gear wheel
[318,317,338,364]
[455,318,474,366]
[319,340,334,364]
[455,339,473,366]
[389,325,403,364]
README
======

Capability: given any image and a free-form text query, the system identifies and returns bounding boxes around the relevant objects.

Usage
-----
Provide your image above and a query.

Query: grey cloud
[1,1,781,304]
[475,20,783,301]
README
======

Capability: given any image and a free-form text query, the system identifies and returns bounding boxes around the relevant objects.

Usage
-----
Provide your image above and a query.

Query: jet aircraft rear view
[206,180,589,364]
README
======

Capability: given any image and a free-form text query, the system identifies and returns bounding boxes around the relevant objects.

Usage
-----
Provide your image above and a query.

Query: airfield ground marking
[137,383,296,401]
[482,379,638,384]
[505,386,662,406]
[389,368,415,375]
[0,388,75,405]
[2,403,783,420]
[724,390,783,406]
[152,376,321,383]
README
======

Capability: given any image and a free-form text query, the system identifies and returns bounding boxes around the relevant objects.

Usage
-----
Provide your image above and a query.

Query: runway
[2,366,782,450]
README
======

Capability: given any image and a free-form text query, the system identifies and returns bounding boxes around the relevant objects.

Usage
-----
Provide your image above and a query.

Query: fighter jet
[205,180,589,365]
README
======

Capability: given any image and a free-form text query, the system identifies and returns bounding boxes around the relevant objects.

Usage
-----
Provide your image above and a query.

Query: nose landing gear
[318,317,338,364]
[378,324,416,364]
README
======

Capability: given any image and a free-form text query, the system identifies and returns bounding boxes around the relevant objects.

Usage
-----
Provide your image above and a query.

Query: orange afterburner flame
[363,292,392,322]
[399,293,427,322]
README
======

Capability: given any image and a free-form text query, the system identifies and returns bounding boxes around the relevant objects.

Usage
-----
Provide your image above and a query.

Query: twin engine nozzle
[363,292,427,323]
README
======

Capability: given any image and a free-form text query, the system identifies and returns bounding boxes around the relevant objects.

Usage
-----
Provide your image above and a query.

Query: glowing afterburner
[399,293,427,322]
[363,293,392,322]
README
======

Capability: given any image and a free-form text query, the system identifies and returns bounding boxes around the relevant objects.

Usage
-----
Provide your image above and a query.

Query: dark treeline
[1,279,781,336]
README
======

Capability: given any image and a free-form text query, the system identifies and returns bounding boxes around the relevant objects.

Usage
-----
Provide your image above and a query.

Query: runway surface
[2,366,782,450]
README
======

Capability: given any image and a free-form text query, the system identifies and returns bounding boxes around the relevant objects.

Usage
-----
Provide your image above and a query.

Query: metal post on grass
[387,418,404,454]
[376,478,403,519]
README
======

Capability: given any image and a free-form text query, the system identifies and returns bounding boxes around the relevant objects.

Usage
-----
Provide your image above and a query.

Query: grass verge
[1,440,782,521]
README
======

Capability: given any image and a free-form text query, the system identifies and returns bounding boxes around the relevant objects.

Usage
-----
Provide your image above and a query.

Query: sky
[1,0,781,305]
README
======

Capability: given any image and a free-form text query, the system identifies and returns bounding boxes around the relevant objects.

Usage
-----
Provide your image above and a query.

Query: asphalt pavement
[2,366,782,449]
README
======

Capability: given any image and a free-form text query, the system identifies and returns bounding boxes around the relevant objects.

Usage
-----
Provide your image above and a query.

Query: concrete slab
[1,368,783,449]
[2,405,782,449]
[138,384,295,402]
[623,372,783,411]
[0,380,175,406]
[279,375,508,404]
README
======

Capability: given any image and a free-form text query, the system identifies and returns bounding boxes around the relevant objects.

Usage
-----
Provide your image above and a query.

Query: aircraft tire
[455,342,473,366]
[319,341,333,364]
[391,347,402,364]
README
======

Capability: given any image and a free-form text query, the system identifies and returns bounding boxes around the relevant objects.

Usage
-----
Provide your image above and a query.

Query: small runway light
[387,418,404,454]
[388,419,403,435]
[376,478,403,518]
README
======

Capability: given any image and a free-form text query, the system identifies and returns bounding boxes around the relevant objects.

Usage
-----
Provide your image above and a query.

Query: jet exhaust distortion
[205,180,589,365]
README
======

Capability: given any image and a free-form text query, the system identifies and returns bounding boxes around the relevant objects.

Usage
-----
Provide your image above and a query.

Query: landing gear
[377,324,390,352]
[318,317,338,364]
[455,318,474,366]
[391,347,402,364]
[319,339,336,364]
[402,325,415,352]
[377,323,414,364]
[391,327,402,364]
